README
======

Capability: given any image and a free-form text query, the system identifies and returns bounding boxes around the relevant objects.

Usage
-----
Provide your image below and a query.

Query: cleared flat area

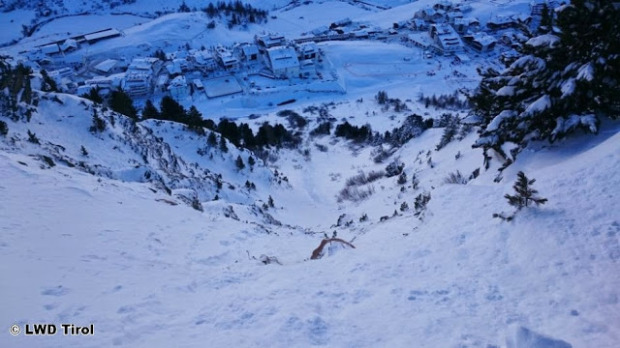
[204,75,243,98]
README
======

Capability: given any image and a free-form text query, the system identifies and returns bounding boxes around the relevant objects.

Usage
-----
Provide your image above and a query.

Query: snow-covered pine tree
[470,0,619,167]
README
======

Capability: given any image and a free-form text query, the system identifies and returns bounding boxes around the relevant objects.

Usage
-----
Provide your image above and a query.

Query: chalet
[60,39,78,52]
[429,24,463,55]
[215,47,239,70]
[168,75,189,100]
[191,50,217,71]
[415,7,444,23]
[266,46,300,78]
[255,33,286,50]
[297,42,318,60]
[84,28,121,44]
[487,16,518,30]
[241,44,259,61]
[463,32,497,52]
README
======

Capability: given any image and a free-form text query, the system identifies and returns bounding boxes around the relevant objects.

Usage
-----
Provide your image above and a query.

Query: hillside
[1,0,619,347]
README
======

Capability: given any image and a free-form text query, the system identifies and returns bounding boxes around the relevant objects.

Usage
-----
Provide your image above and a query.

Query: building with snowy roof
[255,33,286,50]
[429,24,463,55]
[463,32,497,52]
[168,75,189,100]
[60,39,78,52]
[297,42,318,60]
[266,47,300,79]
[84,28,121,44]
[94,59,119,74]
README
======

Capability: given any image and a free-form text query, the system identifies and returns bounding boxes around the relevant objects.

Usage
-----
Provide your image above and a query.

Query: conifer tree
[470,0,619,166]
[207,131,218,147]
[235,155,245,170]
[504,171,548,209]
[219,135,228,152]
[109,89,137,119]
[142,99,159,119]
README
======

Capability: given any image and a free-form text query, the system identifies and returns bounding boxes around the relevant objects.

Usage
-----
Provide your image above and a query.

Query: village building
[463,32,497,52]
[255,33,286,51]
[240,44,259,61]
[191,50,217,71]
[94,59,120,75]
[415,7,444,23]
[168,75,189,100]
[41,43,61,56]
[433,0,454,11]
[123,72,151,96]
[487,16,518,30]
[83,28,121,45]
[406,32,434,50]
[297,42,318,60]
[60,39,78,53]
[412,18,429,31]
[266,46,300,78]
[429,23,463,55]
[214,47,239,70]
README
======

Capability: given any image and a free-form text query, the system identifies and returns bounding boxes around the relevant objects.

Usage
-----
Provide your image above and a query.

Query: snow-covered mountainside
[1,0,619,347]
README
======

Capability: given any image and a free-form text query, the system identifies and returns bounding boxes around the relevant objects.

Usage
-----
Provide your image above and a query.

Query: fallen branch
[310,238,356,260]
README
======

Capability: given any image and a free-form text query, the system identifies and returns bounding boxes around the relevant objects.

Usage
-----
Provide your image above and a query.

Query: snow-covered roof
[84,28,121,42]
[41,44,60,55]
[267,47,299,71]
[94,59,118,73]
[60,39,78,52]
[298,42,318,54]
[241,45,259,57]
[469,32,497,47]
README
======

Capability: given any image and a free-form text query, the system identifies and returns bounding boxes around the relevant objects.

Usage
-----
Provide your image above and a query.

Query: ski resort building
[429,24,463,55]
[168,75,189,100]
[266,47,300,78]
[463,32,497,52]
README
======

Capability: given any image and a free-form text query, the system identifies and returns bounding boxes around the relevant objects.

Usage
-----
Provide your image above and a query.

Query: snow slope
[2,102,619,347]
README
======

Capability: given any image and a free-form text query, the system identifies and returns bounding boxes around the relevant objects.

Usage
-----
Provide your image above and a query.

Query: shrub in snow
[89,109,106,133]
[444,170,468,185]
[397,171,407,185]
[414,192,431,219]
[470,1,619,168]
[27,129,40,144]
[385,160,404,177]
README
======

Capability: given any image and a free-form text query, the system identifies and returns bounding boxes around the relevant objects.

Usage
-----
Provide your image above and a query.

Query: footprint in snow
[41,285,70,296]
